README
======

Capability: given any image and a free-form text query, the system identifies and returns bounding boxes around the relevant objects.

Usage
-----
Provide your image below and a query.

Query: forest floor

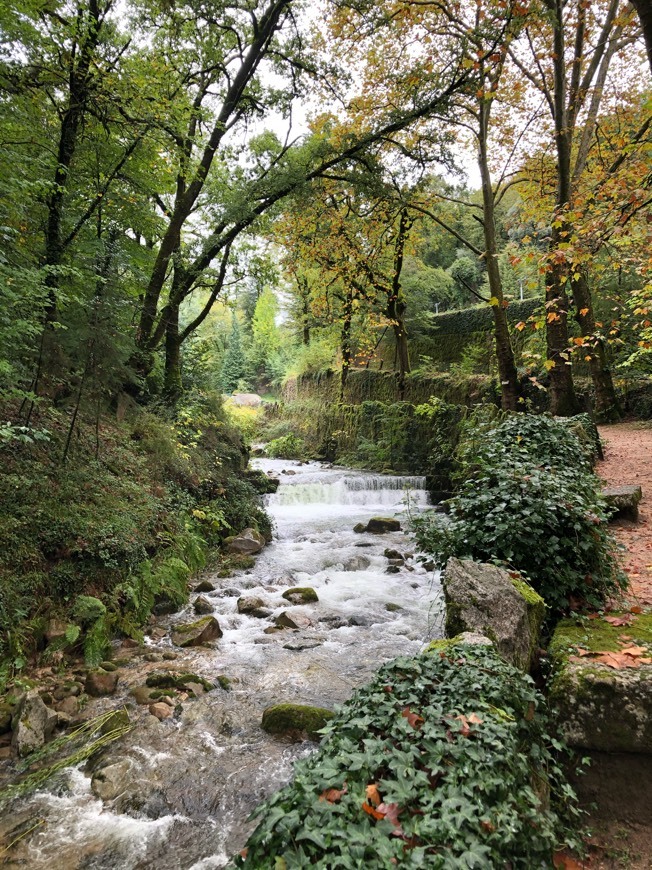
[569,422,652,870]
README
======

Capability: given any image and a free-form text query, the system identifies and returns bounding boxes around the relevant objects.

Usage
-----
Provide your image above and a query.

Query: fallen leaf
[377,802,403,834]
[620,645,648,657]
[553,849,586,869]
[362,801,385,821]
[618,634,633,641]
[319,784,347,803]
[468,712,483,725]
[365,783,381,807]
[402,707,424,729]
[573,648,593,656]
[630,605,643,614]
[481,819,496,833]
[603,614,635,626]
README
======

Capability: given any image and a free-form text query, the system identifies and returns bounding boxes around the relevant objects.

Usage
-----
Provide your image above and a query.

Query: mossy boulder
[602,485,642,522]
[442,558,545,672]
[282,587,319,605]
[364,517,401,534]
[171,616,222,647]
[145,672,214,692]
[548,614,652,752]
[261,703,334,740]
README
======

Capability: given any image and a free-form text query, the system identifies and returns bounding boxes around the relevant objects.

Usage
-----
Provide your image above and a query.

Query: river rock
[343,555,370,571]
[282,587,319,605]
[130,686,156,705]
[385,565,401,574]
[194,579,215,593]
[11,691,58,757]
[226,528,266,556]
[146,672,214,692]
[85,670,119,697]
[442,557,545,672]
[193,595,214,615]
[602,485,642,521]
[353,523,367,533]
[171,615,222,647]
[55,696,80,716]
[261,703,334,740]
[219,587,242,598]
[149,702,173,721]
[237,596,267,616]
[274,610,313,630]
[365,517,401,534]
[384,548,403,560]
[91,758,136,801]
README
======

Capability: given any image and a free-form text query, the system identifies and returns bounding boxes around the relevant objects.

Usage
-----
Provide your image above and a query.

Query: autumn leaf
[401,707,424,729]
[365,783,381,807]
[377,802,403,835]
[481,819,496,833]
[362,801,385,821]
[319,784,347,803]
[630,606,642,614]
[604,614,635,626]
[620,645,648,657]
[468,712,483,725]
[553,850,586,869]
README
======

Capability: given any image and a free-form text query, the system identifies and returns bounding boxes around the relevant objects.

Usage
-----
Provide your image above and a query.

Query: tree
[221,313,247,394]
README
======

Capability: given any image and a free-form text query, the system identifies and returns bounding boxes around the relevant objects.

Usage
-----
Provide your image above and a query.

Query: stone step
[602,485,642,521]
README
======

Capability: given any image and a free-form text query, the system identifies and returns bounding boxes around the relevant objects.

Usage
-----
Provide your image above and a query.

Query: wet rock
[387,558,404,567]
[144,652,163,662]
[385,603,402,612]
[219,587,242,598]
[184,682,205,697]
[421,560,436,572]
[146,672,214,693]
[602,485,642,522]
[194,579,215,593]
[99,661,118,672]
[162,651,178,661]
[347,614,374,627]
[319,615,348,629]
[274,610,312,630]
[171,615,222,647]
[237,596,266,615]
[282,587,319,605]
[226,527,266,556]
[98,709,130,735]
[148,627,168,641]
[11,691,58,757]
[385,565,401,574]
[85,670,119,697]
[263,626,283,635]
[352,523,367,534]
[130,686,156,705]
[91,758,136,801]
[193,595,214,615]
[121,638,141,649]
[384,548,403,560]
[365,517,401,534]
[55,696,80,716]
[442,557,545,672]
[149,702,173,721]
[55,711,73,729]
[283,639,324,651]
[262,703,333,740]
[343,555,370,571]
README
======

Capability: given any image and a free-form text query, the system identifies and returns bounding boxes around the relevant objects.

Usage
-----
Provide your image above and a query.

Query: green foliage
[239,645,583,868]
[413,414,625,613]
[221,313,249,394]
[266,433,308,460]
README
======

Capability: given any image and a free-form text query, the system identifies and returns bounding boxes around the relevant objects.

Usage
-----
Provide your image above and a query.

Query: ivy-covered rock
[171,616,222,647]
[261,703,334,740]
[548,615,652,752]
[442,558,545,672]
[239,644,581,868]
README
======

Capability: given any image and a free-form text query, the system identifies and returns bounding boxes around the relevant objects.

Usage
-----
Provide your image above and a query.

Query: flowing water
[1,460,443,868]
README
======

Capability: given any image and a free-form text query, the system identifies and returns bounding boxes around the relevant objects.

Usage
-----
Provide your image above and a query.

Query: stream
[2,459,443,868]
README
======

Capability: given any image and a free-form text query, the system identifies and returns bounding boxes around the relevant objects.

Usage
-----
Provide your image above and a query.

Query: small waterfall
[268,473,429,507]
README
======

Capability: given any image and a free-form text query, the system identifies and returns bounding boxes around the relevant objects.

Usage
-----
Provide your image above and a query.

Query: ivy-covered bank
[0,391,272,683]
[239,643,582,868]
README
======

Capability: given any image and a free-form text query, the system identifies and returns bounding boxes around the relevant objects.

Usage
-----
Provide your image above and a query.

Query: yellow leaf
[515,321,526,332]
[579,308,589,316]
[489,297,500,307]
[544,360,556,370]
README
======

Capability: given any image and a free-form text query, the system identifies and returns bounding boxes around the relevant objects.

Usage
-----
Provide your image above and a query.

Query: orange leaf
[402,707,424,729]
[362,801,385,821]
[319,784,347,803]
[620,645,648,657]
[579,308,589,316]
[604,614,635,626]
[365,784,381,807]
[468,712,483,725]
[630,606,643,614]
[553,850,585,869]
[239,849,248,859]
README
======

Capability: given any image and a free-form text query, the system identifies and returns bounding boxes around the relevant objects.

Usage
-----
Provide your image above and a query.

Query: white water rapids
[1,460,443,868]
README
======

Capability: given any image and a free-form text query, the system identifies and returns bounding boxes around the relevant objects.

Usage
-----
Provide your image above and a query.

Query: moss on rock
[282,587,319,604]
[261,703,333,740]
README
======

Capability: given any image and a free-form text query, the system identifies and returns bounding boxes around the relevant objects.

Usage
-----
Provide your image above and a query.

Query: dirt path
[598,423,652,607]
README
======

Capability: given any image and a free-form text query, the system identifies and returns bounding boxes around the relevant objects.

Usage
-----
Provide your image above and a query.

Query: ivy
[238,645,583,868]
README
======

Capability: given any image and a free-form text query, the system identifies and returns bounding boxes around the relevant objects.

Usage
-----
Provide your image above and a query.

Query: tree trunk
[477,102,521,412]
[339,289,353,403]
[631,0,652,74]
[164,303,183,402]
[572,271,621,421]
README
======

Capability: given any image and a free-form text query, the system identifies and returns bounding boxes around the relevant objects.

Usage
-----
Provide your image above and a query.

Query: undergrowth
[239,644,583,868]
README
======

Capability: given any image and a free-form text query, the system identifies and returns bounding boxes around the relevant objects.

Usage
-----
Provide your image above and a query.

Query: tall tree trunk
[339,289,353,403]
[631,0,652,74]
[478,102,521,412]
[572,271,621,421]
[164,303,183,402]
[545,246,579,416]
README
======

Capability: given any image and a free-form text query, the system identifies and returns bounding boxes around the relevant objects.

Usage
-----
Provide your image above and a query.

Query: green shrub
[265,433,307,460]
[413,414,625,613]
[239,644,582,868]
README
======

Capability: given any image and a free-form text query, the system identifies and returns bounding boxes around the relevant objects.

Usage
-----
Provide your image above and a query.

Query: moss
[216,675,232,691]
[145,671,214,692]
[385,602,402,612]
[510,575,546,662]
[549,613,652,661]
[261,703,334,740]
[281,587,319,604]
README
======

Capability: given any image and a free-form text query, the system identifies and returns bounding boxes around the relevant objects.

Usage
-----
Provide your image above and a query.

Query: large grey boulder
[442,558,545,672]
[11,691,58,757]
[602,485,642,521]
[226,528,266,556]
